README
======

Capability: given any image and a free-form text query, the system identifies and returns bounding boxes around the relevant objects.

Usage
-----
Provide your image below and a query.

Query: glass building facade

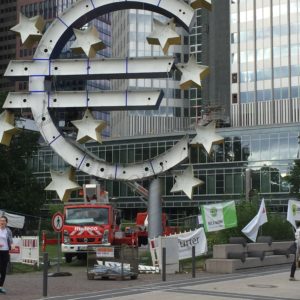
[231,0,300,127]
[31,123,300,219]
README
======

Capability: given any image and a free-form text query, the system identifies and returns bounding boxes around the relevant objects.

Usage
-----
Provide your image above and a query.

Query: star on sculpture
[71,25,106,58]
[190,0,212,11]
[190,121,224,154]
[170,166,204,199]
[146,18,181,55]
[71,109,106,144]
[45,168,81,201]
[0,110,19,146]
[176,55,209,90]
[10,13,45,48]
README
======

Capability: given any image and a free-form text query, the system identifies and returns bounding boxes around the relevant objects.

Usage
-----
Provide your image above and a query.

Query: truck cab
[61,182,116,263]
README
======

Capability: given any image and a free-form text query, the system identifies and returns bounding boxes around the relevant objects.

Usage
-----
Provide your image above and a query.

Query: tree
[0,92,45,215]
[285,159,300,199]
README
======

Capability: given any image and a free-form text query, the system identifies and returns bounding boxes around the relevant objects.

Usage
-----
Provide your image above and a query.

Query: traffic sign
[52,212,63,232]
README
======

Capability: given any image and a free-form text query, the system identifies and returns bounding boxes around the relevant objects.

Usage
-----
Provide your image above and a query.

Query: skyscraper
[0,0,17,91]
[110,9,191,137]
[231,0,300,127]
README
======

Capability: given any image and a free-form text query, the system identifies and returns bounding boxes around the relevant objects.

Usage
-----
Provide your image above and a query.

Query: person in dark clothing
[289,224,300,281]
[0,216,14,294]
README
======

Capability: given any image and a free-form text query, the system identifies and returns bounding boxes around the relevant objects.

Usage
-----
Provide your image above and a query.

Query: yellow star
[190,121,224,154]
[190,0,212,11]
[10,13,45,48]
[176,55,209,90]
[45,168,81,202]
[146,18,181,55]
[71,25,106,58]
[170,166,204,199]
[71,109,106,144]
[0,110,19,146]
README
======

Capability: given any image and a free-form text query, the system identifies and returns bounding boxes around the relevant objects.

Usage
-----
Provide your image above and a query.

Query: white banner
[0,210,25,229]
[177,228,207,260]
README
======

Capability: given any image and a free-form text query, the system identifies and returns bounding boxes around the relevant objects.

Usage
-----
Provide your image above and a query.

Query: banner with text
[177,228,207,260]
[201,201,237,232]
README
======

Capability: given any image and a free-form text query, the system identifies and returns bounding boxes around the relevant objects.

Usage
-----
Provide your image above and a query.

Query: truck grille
[77,238,95,243]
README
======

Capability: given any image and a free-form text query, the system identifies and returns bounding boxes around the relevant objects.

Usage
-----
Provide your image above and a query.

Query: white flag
[242,199,268,242]
[287,199,300,229]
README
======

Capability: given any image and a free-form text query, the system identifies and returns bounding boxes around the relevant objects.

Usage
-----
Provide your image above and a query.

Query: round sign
[52,212,64,232]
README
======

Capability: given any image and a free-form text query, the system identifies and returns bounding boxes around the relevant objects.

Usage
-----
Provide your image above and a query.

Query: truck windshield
[65,207,109,225]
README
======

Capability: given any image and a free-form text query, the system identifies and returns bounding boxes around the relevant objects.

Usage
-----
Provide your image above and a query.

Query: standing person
[0,216,13,294]
[289,223,300,281]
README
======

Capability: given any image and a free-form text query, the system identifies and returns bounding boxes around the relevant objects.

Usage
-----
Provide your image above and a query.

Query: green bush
[205,200,294,250]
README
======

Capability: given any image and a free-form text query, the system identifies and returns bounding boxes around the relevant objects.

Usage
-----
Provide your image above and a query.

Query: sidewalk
[2,265,299,300]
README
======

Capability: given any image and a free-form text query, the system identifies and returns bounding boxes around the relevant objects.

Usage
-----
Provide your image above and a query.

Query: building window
[232,73,238,83]
[232,93,238,104]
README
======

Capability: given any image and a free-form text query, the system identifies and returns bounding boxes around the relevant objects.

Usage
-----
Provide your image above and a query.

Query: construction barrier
[9,236,39,266]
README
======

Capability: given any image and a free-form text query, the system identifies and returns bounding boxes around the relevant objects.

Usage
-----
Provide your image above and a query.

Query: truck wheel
[130,275,138,280]
[87,273,94,280]
[65,254,72,263]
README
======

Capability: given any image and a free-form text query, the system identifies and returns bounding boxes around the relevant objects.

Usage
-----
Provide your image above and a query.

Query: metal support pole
[148,178,162,239]
[162,247,166,282]
[192,246,196,278]
[57,232,60,273]
[121,246,124,281]
[245,168,252,201]
[43,252,48,297]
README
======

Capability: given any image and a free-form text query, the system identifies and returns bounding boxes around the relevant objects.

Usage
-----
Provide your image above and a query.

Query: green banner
[201,201,237,232]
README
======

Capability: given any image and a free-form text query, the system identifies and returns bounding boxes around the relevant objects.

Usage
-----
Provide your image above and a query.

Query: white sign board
[96,246,114,258]
[22,236,39,266]
[9,237,22,263]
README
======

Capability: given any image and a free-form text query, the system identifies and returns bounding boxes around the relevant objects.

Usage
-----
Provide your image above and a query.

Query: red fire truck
[61,183,134,262]
[60,183,178,262]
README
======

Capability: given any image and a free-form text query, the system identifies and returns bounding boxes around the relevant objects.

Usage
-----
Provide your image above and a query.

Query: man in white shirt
[289,223,300,281]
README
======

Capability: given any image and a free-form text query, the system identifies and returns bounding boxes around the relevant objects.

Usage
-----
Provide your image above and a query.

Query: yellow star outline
[45,168,81,202]
[190,121,224,154]
[10,13,45,48]
[176,55,209,90]
[170,165,204,199]
[190,0,212,11]
[146,18,181,55]
[0,110,19,146]
[71,25,106,58]
[71,109,106,144]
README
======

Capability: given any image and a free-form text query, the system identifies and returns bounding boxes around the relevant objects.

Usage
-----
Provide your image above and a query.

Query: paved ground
[1,264,300,300]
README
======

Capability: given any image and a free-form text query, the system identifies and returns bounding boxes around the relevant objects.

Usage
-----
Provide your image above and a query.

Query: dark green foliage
[0,92,45,216]
[285,159,300,198]
[206,200,294,250]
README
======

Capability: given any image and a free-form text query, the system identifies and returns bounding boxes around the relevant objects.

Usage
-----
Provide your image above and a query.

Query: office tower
[189,1,231,126]
[0,0,17,91]
[110,9,191,137]
[231,0,300,127]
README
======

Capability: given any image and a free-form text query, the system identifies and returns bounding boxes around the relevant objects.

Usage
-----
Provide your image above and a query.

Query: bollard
[162,247,166,281]
[42,230,46,252]
[43,252,48,297]
[192,246,196,278]
[120,245,124,281]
